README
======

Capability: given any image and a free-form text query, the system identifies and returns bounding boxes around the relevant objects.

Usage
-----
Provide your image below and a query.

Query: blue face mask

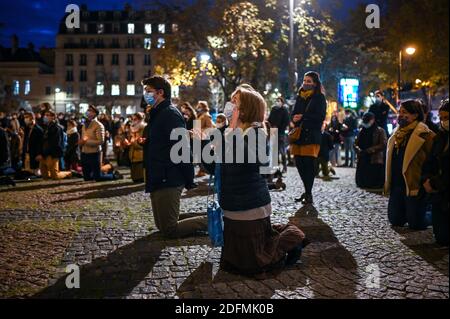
[398,117,410,128]
[144,92,156,106]
[43,117,49,124]
[302,84,315,91]
[362,122,372,129]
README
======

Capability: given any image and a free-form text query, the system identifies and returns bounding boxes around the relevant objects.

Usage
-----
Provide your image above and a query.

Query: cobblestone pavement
[0,167,448,299]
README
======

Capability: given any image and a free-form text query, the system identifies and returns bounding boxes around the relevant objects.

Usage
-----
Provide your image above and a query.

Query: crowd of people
[0,73,448,278]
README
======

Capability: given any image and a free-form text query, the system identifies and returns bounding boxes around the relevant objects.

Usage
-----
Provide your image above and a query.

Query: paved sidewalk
[0,168,448,299]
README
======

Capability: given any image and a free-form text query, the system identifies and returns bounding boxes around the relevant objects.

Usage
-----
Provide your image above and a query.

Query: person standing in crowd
[22,112,44,176]
[195,101,215,177]
[355,112,387,190]
[196,101,215,131]
[18,108,26,129]
[422,99,449,246]
[9,113,21,133]
[291,71,327,205]
[57,113,68,131]
[0,124,15,186]
[327,114,343,167]
[5,122,23,172]
[385,100,435,230]
[171,97,182,112]
[181,102,197,131]
[127,112,146,183]
[215,113,229,131]
[79,105,121,182]
[114,120,131,167]
[37,103,52,130]
[268,96,291,173]
[37,110,71,180]
[143,76,207,238]
[98,113,112,161]
[0,112,9,128]
[369,90,392,136]
[64,120,81,173]
[200,86,308,275]
[316,122,335,180]
[419,100,440,133]
[341,109,358,168]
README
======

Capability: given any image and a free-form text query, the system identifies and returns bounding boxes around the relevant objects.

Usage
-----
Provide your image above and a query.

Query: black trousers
[295,156,316,196]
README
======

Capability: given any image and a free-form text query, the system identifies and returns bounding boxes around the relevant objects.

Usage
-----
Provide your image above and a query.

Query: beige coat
[81,118,105,154]
[385,122,435,196]
[198,112,215,130]
[129,122,146,163]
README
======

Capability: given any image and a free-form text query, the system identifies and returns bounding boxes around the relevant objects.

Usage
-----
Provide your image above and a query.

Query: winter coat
[422,128,449,211]
[385,122,435,197]
[145,99,195,193]
[41,121,64,159]
[202,125,272,212]
[268,105,290,136]
[23,124,44,169]
[355,126,387,165]
[81,118,105,154]
[129,121,146,163]
[291,92,327,146]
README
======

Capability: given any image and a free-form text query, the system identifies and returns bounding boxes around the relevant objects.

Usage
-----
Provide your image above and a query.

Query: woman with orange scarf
[291,72,327,205]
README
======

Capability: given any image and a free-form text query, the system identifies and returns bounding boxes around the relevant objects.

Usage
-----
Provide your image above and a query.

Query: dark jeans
[388,188,428,230]
[344,136,355,166]
[81,152,115,182]
[295,156,316,196]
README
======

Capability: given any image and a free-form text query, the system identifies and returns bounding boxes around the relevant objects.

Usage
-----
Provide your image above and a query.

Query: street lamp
[54,87,61,108]
[288,0,295,99]
[397,46,416,104]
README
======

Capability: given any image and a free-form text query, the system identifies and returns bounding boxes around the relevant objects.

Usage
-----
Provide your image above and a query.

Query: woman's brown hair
[237,88,267,127]
[197,101,210,113]
[182,102,197,119]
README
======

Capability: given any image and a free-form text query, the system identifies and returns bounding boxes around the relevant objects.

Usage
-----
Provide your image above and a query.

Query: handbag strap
[295,98,313,128]
[207,163,221,206]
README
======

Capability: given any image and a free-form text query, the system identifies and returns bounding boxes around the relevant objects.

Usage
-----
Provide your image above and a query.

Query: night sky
[0,0,363,49]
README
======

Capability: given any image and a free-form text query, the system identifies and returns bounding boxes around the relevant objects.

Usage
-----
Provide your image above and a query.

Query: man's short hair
[24,112,35,120]
[142,76,172,99]
[88,104,100,116]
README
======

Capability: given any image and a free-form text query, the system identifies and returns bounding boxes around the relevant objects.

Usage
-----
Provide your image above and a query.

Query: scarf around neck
[300,90,314,100]
[394,121,418,152]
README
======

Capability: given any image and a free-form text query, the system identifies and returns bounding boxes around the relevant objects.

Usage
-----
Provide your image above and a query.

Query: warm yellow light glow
[405,47,416,55]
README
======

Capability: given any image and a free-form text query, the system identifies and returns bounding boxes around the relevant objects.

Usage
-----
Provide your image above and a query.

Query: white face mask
[441,120,449,131]
[216,122,225,129]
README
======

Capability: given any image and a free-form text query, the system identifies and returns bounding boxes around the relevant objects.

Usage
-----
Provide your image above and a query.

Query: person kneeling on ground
[201,86,309,276]
[143,76,207,239]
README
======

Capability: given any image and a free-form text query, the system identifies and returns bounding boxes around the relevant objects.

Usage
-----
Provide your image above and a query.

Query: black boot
[302,193,313,205]
[295,193,306,203]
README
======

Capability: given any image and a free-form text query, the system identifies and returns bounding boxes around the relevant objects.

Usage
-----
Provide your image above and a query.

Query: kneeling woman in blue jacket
[202,86,309,276]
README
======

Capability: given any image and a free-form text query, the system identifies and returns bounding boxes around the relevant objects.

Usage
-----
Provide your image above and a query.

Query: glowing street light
[405,47,417,56]
[200,54,210,64]
[397,46,417,103]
